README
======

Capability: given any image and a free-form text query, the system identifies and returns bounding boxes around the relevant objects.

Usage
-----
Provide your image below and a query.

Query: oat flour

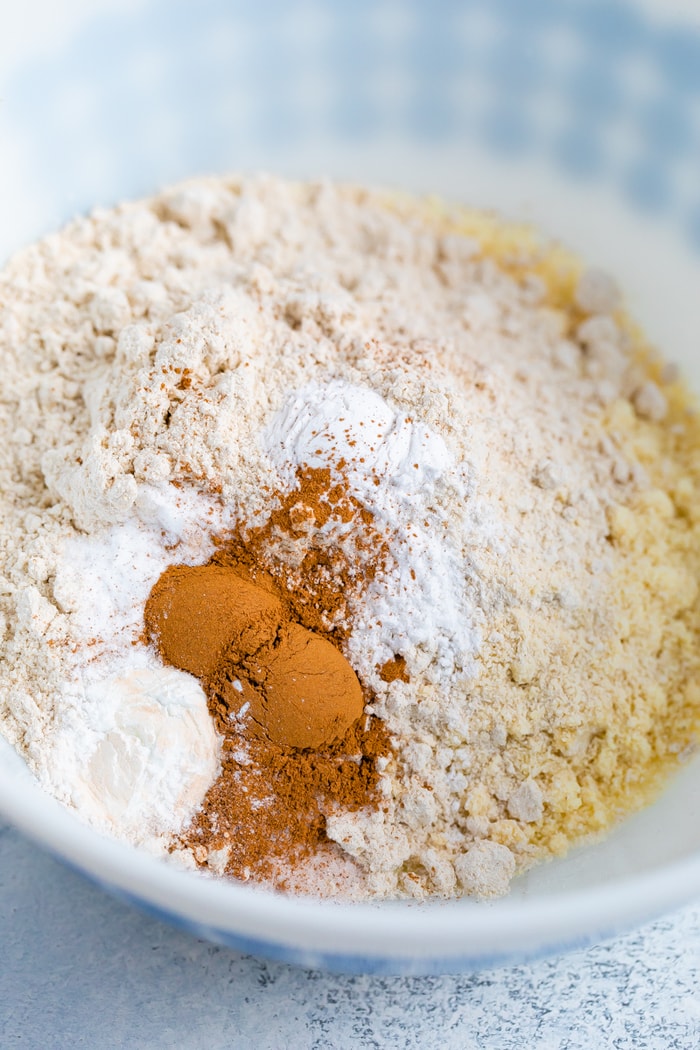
[1,175,699,898]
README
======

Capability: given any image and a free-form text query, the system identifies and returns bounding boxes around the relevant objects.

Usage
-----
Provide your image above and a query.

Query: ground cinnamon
[148,463,394,888]
[144,563,364,749]
[216,463,389,640]
[145,565,283,679]
[185,714,391,885]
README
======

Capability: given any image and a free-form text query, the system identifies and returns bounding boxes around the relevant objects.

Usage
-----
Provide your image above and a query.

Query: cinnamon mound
[145,562,364,749]
[257,625,363,748]
[147,463,393,888]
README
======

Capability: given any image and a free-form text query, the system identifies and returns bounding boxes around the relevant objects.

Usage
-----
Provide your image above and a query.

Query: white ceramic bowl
[1,0,700,974]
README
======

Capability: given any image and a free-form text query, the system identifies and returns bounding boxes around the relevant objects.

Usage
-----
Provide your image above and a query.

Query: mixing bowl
[1,0,699,974]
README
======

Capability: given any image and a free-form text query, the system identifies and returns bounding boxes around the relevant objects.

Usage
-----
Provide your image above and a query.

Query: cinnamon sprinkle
[180,716,391,885]
[169,463,396,887]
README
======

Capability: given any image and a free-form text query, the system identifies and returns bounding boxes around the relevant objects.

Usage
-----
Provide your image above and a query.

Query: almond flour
[0,175,699,898]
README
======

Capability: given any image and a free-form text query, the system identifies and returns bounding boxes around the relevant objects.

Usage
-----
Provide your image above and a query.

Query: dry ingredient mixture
[1,175,699,900]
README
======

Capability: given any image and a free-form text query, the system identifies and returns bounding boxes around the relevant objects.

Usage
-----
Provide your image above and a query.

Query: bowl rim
[2,750,699,965]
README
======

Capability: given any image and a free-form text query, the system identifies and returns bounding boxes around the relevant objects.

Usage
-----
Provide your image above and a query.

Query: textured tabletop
[1,821,698,1049]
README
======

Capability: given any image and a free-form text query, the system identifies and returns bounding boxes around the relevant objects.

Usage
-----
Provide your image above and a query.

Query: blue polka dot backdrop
[5,0,700,251]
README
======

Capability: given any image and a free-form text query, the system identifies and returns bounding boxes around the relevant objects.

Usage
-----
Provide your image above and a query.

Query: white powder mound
[0,175,667,896]
[265,380,453,497]
[264,379,481,684]
[45,664,220,847]
[30,484,228,849]
[53,484,229,651]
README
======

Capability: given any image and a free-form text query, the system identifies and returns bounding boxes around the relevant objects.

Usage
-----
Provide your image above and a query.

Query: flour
[0,175,698,899]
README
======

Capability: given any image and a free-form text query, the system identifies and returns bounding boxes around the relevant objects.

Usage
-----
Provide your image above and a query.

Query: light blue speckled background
[1,819,698,1048]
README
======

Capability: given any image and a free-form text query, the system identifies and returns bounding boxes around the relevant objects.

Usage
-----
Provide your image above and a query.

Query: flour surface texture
[1,175,699,899]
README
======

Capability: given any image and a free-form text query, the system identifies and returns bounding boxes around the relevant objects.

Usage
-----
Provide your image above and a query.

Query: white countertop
[1,819,698,1049]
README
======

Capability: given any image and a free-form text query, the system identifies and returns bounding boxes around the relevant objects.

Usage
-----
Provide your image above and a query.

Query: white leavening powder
[264,379,482,684]
[46,665,219,847]
[33,484,228,848]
